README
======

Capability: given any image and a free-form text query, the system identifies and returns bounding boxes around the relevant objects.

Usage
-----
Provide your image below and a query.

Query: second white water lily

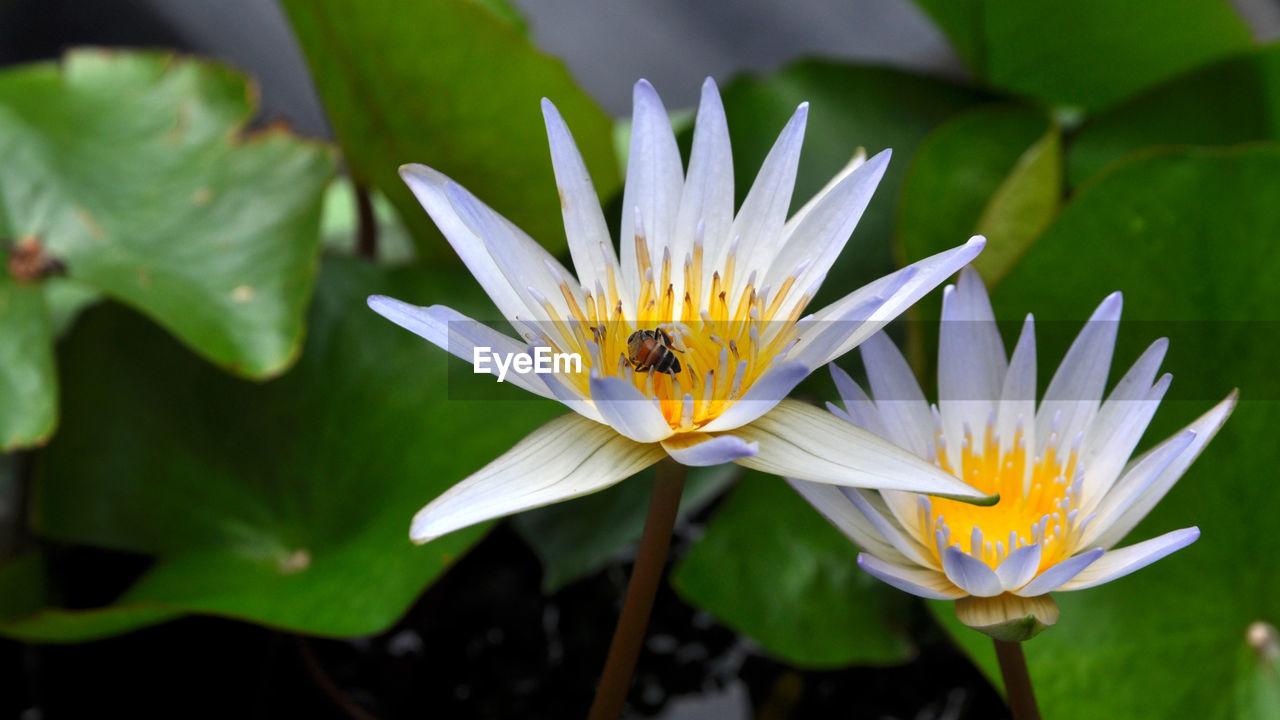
[370,78,988,543]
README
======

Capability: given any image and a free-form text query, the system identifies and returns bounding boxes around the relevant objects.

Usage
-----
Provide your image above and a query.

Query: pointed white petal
[995,543,1043,592]
[806,236,987,366]
[1088,391,1236,549]
[541,98,624,305]
[662,432,757,466]
[1014,548,1104,596]
[828,364,889,439]
[620,79,683,299]
[1057,527,1200,591]
[675,78,734,301]
[996,314,1036,456]
[1081,428,1196,547]
[788,284,905,372]
[367,298,554,400]
[1036,292,1122,453]
[731,400,987,498]
[762,150,889,315]
[697,361,810,433]
[938,267,1007,452]
[858,553,965,600]
[589,374,675,443]
[843,488,936,567]
[410,414,665,543]
[942,546,1003,597]
[859,332,933,457]
[728,103,808,294]
[783,150,867,236]
[788,480,909,563]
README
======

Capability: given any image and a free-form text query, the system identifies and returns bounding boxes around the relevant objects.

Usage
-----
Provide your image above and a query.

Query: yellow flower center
[922,418,1086,572]
[533,230,807,432]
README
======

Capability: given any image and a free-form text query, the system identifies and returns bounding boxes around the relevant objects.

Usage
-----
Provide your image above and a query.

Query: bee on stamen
[627,327,684,374]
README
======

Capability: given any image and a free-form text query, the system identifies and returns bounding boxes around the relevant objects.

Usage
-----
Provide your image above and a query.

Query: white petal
[857,553,965,600]
[1078,338,1170,510]
[788,282,906,372]
[367,297,554,400]
[762,150,889,317]
[410,414,665,543]
[806,236,987,367]
[859,332,933,457]
[938,267,1007,452]
[828,364,889,439]
[1081,428,1196,547]
[996,314,1036,457]
[783,150,867,236]
[731,400,987,499]
[728,103,808,296]
[1014,548,1104,596]
[1035,292,1122,454]
[399,164,534,323]
[1088,391,1236,549]
[1057,527,1200,591]
[674,78,734,301]
[540,98,625,307]
[662,432,758,466]
[620,79,683,300]
[995,543,1043,592]
[942,546,1003,597]
[843,488,936,567]
[788,480,909,563]
[589,374,675,443]
[697,361,810,433]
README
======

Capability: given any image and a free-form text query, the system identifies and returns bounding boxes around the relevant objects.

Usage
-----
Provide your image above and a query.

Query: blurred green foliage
[0,2,1278,718]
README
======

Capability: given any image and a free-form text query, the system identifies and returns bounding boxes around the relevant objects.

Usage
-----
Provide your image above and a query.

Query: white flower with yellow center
[792,267,1236,640]
[369,78,989,544]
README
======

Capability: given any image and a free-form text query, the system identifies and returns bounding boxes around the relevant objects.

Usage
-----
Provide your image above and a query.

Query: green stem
[586,459,687,720]
[994,639,1042,720]
[355,184,377,260]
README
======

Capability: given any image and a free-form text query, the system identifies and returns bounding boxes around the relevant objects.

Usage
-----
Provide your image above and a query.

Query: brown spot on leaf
[558,185,567,211]
[192,187,213,205]
[6,237,66,283]
[231,285,254,302]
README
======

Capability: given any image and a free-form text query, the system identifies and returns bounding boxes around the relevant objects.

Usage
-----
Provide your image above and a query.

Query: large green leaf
[280,0,618,259]
[1068,44,1280,187]
[933,146,1280,719]
[913,0,1252,111]
[672,474,915,668]
[13,256,559,640]
[718,61,987,307]
[0,269,55,449]
[0,50,334,379]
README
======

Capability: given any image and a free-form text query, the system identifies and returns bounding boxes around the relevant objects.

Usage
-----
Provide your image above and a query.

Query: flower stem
[994,639,1042,720]
[586,458,687,720]
[355,184,377,259]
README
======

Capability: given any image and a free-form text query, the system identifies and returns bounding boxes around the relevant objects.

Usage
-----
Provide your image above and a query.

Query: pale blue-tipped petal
[859,332,933,457]
[782,150,867,236]
[938,267,1007,452]
[1079,338,1170,510]
[662,432,757,466]
[676,77,734,299]
[541,98,625,306]
[1035,292,1123,453]
[1088,391,1236,549]
[843,488,936,567]
[788,480,908,563]
[788,284,905,372]
[367,297,555,400]
[620,79,683,299]
[1057,527,1200,591]
[996,314,1036,457]
[995,543,1043,592]
[729,103,809,293]
[858,553,965,600]
[1014,548,1105,597]
[942,546,1004,597]
[400,164,533,324]
[410,414,665,543]
[806,236,987,366]
[828,364,889,439]
[762,149,889,314]
[697,361,810,433]
[589,374,675,443]
[1080,429,1196,547]
[731,400,988,499]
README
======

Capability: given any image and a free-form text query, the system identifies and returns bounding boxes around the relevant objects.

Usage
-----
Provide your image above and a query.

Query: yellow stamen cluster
[923,414,1088,573]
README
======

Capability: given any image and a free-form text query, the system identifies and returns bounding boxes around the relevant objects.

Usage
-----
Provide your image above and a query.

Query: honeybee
[627,328,684,374]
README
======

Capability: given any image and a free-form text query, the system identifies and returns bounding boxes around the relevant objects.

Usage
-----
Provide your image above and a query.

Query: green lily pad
[280,0,619,260]
[912,0,1252,111]
[672,474,915,668]
[12,256,559,640]
[933,146,1280,719]
[0,268,55,450]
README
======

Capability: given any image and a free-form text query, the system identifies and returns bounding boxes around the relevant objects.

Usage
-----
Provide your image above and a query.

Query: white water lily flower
[792,267,1236,640]
[369,78,988,544]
